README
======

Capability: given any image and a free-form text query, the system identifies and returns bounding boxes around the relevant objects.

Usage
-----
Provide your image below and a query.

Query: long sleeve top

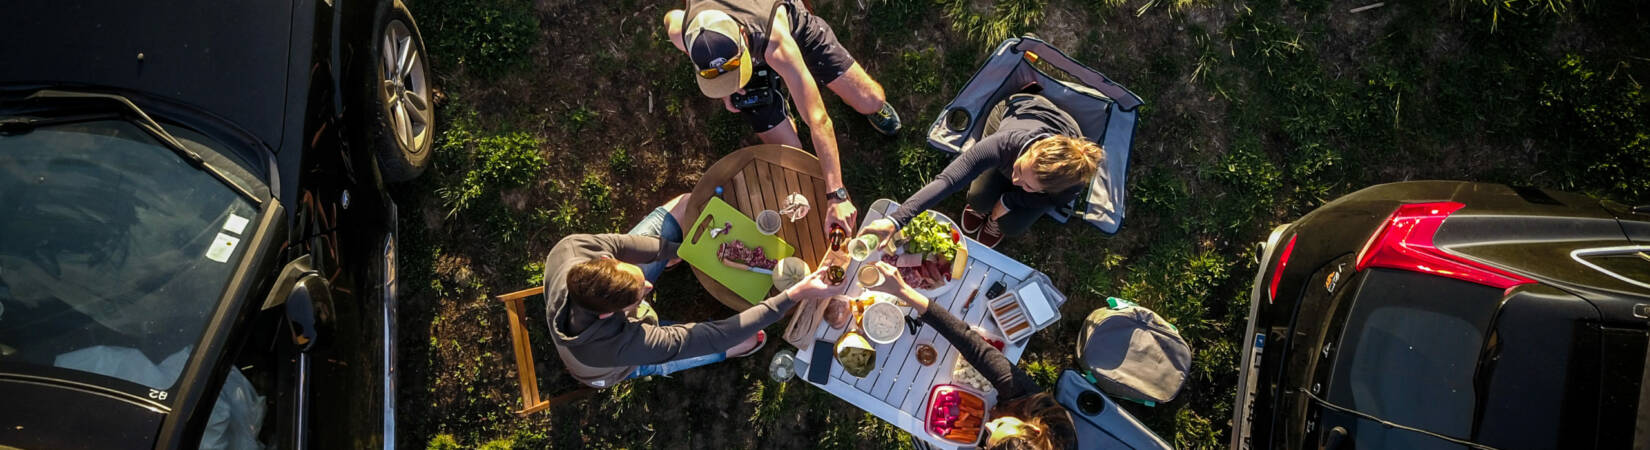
[918,302,1042,402]
[887,96,1087,228]
[544,233,798,388]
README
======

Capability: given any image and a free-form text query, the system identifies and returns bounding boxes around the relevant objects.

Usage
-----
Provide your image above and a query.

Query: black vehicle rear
[1231,181,1650,450]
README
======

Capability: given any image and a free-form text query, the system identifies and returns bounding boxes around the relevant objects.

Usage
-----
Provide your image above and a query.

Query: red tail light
[1268,234,1297,303]
[1355,202,1534,289]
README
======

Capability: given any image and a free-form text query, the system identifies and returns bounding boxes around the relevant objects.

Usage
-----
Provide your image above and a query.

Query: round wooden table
[686,144,837,311]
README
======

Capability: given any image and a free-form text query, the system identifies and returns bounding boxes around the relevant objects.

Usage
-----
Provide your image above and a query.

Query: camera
[730,67,779,111]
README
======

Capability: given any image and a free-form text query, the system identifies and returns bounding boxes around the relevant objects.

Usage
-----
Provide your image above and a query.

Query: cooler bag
[1076,298,1191,404]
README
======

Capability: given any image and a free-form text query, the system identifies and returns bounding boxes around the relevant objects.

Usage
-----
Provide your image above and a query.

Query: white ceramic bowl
[861,300,905,345]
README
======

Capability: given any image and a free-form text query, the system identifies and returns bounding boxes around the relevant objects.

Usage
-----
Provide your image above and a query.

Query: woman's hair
[565,258,644,314]
[1026,135,1104,193]
[986,392,1077,450]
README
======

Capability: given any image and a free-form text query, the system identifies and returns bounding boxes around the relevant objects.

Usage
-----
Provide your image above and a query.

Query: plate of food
[879,211,968,299]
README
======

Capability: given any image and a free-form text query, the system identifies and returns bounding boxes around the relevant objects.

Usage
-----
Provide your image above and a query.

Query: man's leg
[790,10,900,135]
[742,89,805,148]
[625,194,690,283]
[825,63,887,115]
[755,119,804,147]
[625,351,728,379]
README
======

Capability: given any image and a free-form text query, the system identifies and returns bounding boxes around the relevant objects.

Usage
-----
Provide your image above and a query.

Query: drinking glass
[857,264,884,289]
[846,234,880,261]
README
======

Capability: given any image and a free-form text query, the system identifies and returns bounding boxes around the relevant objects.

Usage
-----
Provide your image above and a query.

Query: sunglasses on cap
[696,54,742,80]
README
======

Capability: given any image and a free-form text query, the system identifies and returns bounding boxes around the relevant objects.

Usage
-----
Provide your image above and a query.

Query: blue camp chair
[926,36,1144,234]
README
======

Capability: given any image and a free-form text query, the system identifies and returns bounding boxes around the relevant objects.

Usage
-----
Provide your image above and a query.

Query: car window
[1327,269,1503,440]
[0,119,255,398]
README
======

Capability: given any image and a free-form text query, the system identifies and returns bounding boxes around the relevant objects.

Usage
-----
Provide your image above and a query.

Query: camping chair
[926,36,1145,234]
[496,286,596,415]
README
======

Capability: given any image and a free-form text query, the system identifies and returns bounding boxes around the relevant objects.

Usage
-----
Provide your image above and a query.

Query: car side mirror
[285,272,334,352]
[262,256,335,352]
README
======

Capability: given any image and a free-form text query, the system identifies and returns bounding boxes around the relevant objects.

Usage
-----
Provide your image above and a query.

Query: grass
[391,0,1650,449]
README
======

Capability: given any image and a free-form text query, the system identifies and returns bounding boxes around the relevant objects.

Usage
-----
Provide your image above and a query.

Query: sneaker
[960,205,985,234]
[978,218,1005,248]
[865,102,902,136]
[729,330,767,358]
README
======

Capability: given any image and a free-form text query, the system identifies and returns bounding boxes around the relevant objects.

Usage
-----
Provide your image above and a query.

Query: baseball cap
[684,10,752,98]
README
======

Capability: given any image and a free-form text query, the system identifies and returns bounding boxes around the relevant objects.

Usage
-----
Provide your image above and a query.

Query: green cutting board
[680,197,796,304]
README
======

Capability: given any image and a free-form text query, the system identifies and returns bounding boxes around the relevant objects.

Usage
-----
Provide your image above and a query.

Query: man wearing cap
[665,0,900,234]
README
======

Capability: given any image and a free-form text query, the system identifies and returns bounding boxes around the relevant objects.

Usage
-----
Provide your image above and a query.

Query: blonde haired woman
[861,93,1102,247]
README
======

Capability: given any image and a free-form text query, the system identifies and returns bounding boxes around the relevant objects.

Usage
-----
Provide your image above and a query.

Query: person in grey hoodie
[545,193,836,388]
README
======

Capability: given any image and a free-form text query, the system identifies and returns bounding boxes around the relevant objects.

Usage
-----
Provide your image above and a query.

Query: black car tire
[363,0,432,183]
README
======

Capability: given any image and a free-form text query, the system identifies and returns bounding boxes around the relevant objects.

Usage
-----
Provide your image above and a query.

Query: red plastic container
[925,384,987,445]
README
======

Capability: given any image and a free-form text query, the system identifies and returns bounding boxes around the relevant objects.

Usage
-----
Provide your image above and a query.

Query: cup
[857,264,884,289]
[756,210,782,235]
[846,234,880,261]
[769,349,797,382]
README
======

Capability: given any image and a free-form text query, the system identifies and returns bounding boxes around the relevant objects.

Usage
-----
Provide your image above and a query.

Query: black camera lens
[1077,391,1105,416]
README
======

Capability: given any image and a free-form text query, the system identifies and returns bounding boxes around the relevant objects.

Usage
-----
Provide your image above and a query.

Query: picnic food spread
[771,257,809,290]
[835,331,876,378]
[915,343,937,366]
[951,327,1007,392]
[823,295,852,329]
[719,240,777,270]
[927,384,987,445]
[860,299,905,344]
[882,212,962,290]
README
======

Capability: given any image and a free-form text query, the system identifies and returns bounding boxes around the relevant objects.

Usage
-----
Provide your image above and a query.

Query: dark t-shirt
[887,97,1085,227]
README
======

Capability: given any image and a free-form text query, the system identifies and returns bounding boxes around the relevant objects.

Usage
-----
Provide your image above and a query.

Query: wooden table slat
[772,168,806,264]
[730,171,749,212]
[782,170,822,268]
[740,164,762,216]
[777,170,802,259]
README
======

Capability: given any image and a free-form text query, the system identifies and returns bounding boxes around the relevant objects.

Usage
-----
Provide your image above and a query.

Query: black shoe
[866,102,902,136]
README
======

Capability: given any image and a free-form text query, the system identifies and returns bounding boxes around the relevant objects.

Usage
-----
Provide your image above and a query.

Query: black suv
[0,0,432,447]
[1231,181,1649,450]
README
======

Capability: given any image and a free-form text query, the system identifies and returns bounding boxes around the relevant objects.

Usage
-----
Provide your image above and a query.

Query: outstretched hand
[784,268,838,300]
[858,218,897,251]
[826,198,857,236]
[867,262,931,314]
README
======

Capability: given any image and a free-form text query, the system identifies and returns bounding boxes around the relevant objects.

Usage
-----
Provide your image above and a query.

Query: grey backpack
[1075,298,1191,404]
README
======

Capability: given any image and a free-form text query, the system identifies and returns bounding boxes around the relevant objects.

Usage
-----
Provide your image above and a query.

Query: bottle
[828,225,848,252]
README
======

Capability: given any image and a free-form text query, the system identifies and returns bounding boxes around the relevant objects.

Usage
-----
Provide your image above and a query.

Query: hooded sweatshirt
[544,234,799,388]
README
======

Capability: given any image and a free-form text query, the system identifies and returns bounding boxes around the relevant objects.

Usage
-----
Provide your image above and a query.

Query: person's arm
[765,18,856,233]
[574,270,834,367]
[884,133,1012,227]
[663,10,687,53]
[563,233,679,266]
[869,263,1041,399]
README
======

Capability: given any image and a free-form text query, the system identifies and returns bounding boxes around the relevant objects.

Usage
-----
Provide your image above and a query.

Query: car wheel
[365,1,432,183]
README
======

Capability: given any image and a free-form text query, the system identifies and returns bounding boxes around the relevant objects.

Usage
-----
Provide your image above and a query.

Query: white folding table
[792,199,1064,449]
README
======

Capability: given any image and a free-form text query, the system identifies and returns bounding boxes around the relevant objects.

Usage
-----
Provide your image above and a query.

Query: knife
[721,257,773,275]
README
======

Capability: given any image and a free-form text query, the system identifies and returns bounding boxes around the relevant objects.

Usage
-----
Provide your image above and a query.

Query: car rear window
[1327,269,1503,440]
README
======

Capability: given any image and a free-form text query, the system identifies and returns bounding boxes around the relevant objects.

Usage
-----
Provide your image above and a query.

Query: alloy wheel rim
[381,20,430,154]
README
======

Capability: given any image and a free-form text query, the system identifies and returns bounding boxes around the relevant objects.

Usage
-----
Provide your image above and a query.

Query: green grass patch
[411,0,540,79]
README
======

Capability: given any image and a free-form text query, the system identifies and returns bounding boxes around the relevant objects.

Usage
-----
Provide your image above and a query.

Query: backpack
[1075,298,1191,404]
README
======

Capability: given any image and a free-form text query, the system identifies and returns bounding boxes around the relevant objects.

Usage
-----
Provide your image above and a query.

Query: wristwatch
[826,187,850,202]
